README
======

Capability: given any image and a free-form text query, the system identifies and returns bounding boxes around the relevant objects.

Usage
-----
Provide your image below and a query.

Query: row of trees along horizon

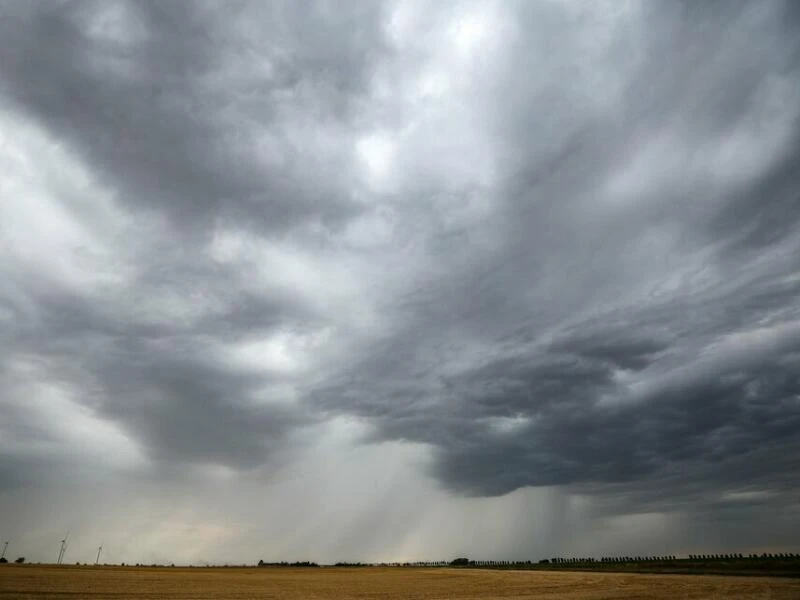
[252,553,800,568]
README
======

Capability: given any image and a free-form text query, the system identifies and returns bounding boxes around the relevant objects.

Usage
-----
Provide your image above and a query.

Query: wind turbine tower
[57,536,69,565]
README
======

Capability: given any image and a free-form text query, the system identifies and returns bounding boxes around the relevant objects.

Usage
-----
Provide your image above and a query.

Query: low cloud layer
[1,0,799,563]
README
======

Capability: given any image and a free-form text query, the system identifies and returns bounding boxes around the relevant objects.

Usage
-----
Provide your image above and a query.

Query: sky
[1,0,799,566]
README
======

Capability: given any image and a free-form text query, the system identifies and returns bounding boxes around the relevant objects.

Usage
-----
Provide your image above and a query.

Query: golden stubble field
[2,565,799,599]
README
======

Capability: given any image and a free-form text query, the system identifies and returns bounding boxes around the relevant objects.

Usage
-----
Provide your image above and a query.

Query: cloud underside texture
[1,0,800,521]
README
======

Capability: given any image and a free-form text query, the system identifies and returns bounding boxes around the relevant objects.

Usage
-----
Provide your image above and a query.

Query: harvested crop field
[2,566,800,599]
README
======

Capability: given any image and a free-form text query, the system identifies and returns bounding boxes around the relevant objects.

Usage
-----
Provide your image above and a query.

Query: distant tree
[0,557,7,564]
[450,558,470,566]
[15,557,25,564]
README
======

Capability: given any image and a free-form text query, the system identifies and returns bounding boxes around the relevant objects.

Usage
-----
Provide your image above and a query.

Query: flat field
[2,565,800,599]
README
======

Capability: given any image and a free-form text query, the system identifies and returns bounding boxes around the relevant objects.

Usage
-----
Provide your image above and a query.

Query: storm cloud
[1,0,799,563]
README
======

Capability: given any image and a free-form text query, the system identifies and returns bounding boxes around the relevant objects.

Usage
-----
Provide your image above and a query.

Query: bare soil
[2,565,799,599]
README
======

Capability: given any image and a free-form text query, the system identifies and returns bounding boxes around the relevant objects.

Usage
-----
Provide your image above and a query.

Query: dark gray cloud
[303,0,800,505]
[1,0,799,562]
[0,0,386,234]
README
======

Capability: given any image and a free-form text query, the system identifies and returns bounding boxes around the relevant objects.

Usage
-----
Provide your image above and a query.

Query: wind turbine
[57,533,69,565]
[95,545,103,565]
